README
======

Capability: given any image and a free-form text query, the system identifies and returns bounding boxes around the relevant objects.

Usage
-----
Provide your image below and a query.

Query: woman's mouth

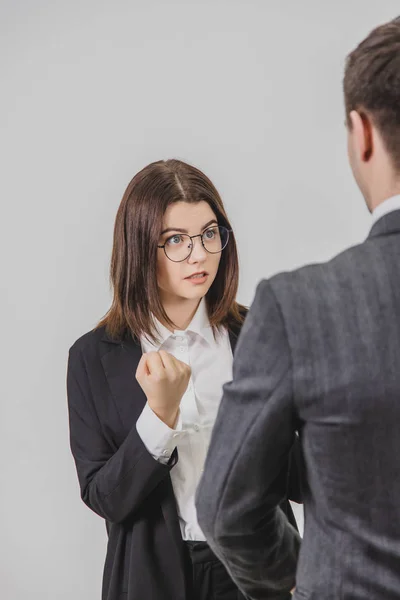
[185,271,209,284]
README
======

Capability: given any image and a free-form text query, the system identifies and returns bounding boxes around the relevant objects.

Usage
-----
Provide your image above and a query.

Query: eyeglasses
[157,225,232,262]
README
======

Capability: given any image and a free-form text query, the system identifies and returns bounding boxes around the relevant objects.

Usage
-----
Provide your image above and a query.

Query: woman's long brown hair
[97,159,245,343]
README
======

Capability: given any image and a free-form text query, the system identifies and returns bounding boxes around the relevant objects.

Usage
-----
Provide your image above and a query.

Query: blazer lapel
[228,312,246,354]
[229,327,240,354]
[100,333,146,437]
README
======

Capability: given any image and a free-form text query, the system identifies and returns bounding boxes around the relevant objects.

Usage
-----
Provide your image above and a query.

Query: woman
[67,159,300,600]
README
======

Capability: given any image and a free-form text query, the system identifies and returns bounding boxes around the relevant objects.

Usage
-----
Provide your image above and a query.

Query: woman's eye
[204,229,216,239]
[166,234,183,245]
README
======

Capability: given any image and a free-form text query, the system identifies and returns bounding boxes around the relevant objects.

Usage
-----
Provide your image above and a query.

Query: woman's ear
[349,109,373,162]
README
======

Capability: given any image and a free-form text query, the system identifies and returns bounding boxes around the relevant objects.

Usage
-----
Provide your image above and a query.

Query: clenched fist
[135,350,191,428]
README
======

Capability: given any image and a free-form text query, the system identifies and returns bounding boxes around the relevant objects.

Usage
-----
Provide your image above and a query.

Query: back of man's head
[344,17,400,176]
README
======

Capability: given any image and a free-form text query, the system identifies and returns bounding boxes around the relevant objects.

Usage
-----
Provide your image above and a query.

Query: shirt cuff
[136,402,183,463]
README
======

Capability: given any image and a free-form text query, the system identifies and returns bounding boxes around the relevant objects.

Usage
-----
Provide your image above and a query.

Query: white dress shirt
[136,298,233,541]
[371,194,400,226]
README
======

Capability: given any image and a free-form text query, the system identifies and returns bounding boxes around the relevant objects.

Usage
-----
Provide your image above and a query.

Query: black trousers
[184,540,247,600]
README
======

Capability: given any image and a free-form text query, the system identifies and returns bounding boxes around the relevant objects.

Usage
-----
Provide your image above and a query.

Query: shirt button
[162,450,169,457]
[194,425,200,432]
[180,347,185,352]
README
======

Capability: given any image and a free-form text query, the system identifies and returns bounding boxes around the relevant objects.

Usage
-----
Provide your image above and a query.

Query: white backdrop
[1,1,398,598]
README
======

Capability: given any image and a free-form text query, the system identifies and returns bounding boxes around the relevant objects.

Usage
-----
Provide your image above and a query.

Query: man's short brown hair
[344,16,400,170]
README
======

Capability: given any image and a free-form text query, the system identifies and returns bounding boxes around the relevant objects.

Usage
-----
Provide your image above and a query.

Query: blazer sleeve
[196,279,301,600]
[67,347,176,524]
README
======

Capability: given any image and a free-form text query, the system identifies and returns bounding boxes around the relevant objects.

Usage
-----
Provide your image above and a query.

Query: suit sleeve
[67,348,177,524]
[196,280,301,600]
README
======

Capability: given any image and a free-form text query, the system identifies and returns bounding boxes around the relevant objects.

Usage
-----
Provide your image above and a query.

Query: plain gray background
[1,1,399,598]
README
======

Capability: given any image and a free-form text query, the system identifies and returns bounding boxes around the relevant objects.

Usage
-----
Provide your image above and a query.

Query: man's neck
[367,180,400,213]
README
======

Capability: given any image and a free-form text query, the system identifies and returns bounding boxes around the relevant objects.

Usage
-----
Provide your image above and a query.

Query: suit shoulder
[68,326,108,363]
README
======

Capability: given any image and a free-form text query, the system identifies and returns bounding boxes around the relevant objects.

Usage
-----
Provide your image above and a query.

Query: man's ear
[349,109,373,162]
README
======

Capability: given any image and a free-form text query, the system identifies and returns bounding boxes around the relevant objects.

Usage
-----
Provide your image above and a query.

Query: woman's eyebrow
[160,219,218,235]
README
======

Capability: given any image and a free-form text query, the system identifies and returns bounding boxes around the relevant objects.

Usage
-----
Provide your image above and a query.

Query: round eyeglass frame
[157,225,232,263]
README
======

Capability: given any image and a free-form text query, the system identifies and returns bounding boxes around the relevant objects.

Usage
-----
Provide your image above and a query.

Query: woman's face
[157,201,222,305]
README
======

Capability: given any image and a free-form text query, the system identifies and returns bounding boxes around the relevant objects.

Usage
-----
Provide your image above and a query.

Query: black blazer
[67,317,302,600]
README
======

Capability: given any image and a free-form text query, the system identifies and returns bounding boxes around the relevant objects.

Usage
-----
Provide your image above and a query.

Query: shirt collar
[142,297,214,351]
[371,194,400,226]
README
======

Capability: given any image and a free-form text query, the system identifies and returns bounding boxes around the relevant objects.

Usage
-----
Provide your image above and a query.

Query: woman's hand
[136,350,191,428]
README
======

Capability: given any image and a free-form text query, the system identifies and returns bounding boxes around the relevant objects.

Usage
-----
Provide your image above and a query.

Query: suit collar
[101,329,124,344]
[371,194,400,227]
[367,208,400,240]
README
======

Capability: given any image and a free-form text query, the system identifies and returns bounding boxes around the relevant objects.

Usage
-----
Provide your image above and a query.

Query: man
[196,16,400,600]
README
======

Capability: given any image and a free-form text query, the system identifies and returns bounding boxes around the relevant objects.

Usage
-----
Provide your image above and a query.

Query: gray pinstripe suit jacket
[196,210,400,600]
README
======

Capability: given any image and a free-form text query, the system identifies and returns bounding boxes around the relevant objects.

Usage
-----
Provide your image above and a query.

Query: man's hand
[136,350,191,428]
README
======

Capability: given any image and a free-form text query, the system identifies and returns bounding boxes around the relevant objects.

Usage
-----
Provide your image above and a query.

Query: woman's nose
[188,236,207,262]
